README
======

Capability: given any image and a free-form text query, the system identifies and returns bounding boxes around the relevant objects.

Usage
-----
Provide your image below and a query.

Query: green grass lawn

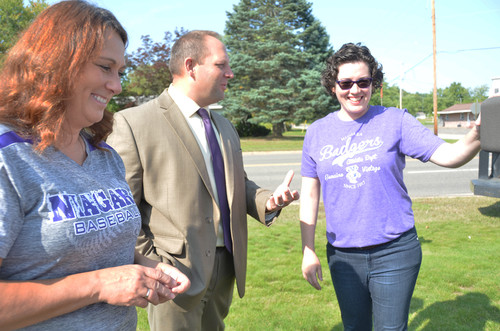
[239,129,457,152]
[137,196,500,330]
[240,130,305,152]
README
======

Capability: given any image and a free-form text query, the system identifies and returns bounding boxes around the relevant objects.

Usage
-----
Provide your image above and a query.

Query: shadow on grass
[417,236,433,245]
[410,292,500,330]
[478,200,500,217]
[327,293,500,330]
[330,323,343,331]
[410,297,424,313]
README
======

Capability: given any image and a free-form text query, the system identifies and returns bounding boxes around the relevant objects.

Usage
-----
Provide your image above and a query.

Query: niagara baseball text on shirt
[48,187,140,235]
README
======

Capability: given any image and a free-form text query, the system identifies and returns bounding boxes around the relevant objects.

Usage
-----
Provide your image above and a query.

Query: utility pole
[432,0,438,135]
[399,81,403,109]
[380,83,384,106]
[399,63,404,109]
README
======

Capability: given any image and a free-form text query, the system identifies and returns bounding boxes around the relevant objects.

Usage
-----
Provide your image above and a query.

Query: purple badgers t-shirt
[301,106,445,248]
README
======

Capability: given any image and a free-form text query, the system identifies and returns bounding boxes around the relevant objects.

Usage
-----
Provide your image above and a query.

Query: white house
[490,77,500,97]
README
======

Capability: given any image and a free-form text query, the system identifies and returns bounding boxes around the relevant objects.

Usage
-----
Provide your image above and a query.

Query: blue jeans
[327,227,422,331]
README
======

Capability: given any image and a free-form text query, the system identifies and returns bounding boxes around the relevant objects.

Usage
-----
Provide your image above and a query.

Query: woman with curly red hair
[0,1,189,330]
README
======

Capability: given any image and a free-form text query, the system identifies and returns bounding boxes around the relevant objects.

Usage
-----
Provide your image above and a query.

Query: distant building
[208,103,223,113]
[437,103,477,128]
[415,112,426,120]
[490,77,500,97]
[113,95,223,112]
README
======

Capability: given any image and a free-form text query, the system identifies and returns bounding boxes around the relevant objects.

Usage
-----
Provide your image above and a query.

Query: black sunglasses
[336,78,373,90]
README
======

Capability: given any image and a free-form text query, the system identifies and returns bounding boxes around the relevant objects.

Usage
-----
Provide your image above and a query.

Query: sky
[40,0,500,95]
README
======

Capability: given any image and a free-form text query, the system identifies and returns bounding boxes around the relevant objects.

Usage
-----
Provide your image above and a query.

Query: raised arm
[430,118,481,168]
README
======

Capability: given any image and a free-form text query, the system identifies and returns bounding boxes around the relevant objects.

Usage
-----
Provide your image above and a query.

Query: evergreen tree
[222,0,335,136]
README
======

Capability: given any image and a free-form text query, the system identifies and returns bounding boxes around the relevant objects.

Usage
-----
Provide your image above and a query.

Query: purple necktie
[198,108,232,253]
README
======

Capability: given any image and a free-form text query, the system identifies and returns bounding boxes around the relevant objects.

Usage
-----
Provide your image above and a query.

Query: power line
[389,46,500,84]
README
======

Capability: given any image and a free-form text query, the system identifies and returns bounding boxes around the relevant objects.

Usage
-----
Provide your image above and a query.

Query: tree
[371,81,489,117]
[442,82,471,106]
[222,0,335,136]
[402,92,434,115]
[370,81,400,109]
[0,0,48,65]
[470,85,489,102]
[125,28,187,98]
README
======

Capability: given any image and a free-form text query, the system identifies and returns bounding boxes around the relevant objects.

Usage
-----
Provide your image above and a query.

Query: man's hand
[155,263,191,296]
[265,170,300,212]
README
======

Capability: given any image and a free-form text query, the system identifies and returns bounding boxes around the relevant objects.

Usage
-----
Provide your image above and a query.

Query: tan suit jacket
[107,89,274,310]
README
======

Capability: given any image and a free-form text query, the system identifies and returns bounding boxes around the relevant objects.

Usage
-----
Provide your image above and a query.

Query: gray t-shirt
[0,125,141,330]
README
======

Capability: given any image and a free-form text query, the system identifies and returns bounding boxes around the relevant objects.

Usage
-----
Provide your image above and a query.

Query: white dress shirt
[168,84,226,247]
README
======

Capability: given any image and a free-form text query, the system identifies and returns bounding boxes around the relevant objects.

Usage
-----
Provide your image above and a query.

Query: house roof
[441,103,473,112]
[437,103,476,115]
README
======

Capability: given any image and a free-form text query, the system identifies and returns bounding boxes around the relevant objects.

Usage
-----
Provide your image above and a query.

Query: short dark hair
[169,30,221,76]
[321,43,383,97]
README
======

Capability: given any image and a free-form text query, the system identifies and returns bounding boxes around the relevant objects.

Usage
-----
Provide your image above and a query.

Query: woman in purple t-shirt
[300,43,481,330]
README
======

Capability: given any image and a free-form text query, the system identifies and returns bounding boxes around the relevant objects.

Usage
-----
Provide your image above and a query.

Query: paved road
[243,151,479,199]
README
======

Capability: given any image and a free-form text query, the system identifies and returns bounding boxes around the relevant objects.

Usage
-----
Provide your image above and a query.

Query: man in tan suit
[107,30,299,330]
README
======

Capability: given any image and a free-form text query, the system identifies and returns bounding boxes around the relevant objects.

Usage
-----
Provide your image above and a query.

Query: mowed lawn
[137,196,500,331]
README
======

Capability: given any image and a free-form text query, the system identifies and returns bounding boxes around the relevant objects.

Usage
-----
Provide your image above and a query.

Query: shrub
[235,120,271,137]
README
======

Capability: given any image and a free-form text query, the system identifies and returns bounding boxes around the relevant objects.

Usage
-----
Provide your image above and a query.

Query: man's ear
[185,58,195,77]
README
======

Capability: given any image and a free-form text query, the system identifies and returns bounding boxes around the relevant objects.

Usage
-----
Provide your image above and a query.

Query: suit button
[205,250,212,257]
[206,217,213,223]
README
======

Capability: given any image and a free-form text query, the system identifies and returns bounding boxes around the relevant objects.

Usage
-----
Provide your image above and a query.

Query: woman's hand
[430,118,481,168]
[94,264,177,308]
[302,247,323,290]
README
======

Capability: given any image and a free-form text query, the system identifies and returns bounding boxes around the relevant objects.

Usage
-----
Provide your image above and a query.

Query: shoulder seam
[0,131,33,149]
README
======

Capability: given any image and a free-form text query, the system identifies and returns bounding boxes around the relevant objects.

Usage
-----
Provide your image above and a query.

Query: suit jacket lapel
[157,91,217,201]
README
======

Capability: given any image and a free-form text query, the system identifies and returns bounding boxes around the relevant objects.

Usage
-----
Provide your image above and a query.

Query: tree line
[1,0,490,137]
[370,82,489,116]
